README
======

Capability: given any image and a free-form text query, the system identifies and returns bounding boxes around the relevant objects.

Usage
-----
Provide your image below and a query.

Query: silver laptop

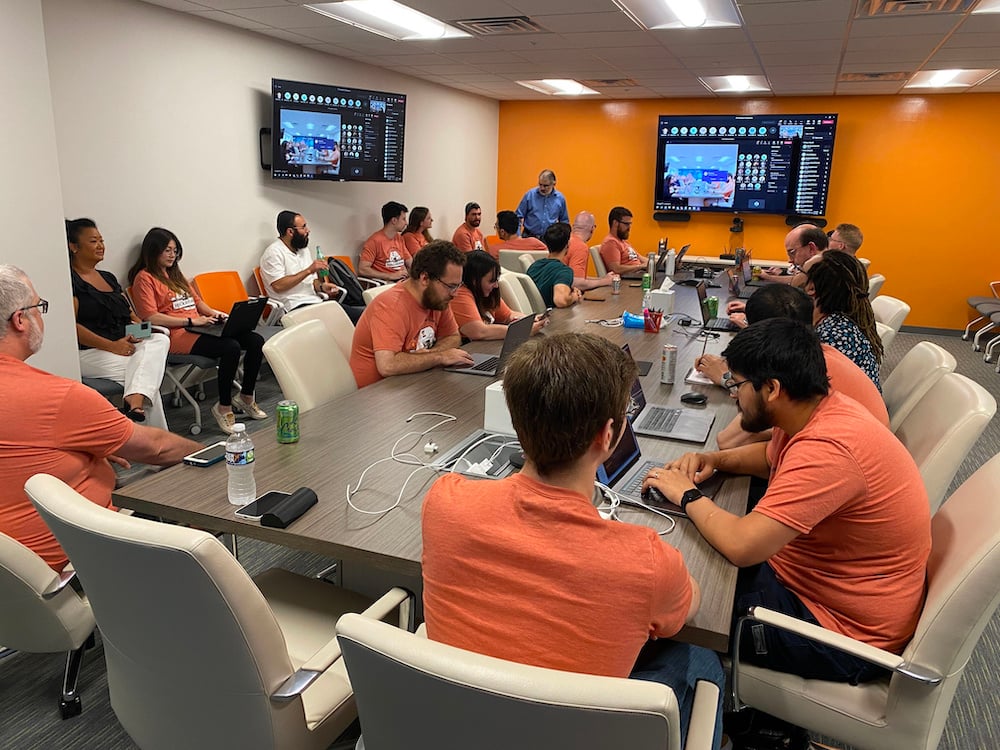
[695,282,739,332]
[444,313,535,377]
[596,419,726,515]
[627,376,715,442]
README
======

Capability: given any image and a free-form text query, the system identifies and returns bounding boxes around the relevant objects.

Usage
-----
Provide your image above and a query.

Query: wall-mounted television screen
[271,78,405,182]
[653,113,837,217]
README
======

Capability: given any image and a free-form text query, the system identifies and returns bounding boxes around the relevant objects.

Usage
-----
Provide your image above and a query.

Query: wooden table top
[114,280,745,650]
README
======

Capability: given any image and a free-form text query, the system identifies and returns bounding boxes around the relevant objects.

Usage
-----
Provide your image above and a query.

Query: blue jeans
[630,639,724,750]
[732,563,889,684]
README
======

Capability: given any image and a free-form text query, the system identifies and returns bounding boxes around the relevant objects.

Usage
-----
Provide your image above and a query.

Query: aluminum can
[752,265,762,281]
[642,273,651,293]
[276,400,300,444]
[660,344,677,385]
[612,277,621,295]
[706,296,720,319]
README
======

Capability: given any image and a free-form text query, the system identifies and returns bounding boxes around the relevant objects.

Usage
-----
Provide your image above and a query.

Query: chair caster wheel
[196,391,207,402]
[60,696,82,719]
[190,424,202,435]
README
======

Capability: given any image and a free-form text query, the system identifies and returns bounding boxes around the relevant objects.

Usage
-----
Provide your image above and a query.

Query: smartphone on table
[235,491,290,520]
[182,441,227,467]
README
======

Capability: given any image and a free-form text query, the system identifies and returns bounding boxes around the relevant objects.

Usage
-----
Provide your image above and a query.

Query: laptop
[627,376,716,442]
[444,313,535,377]
[696,282,739,332]
[596,419,727,515]
[671,244,696,282]
[194,297,268,338]
[620,243,672,280]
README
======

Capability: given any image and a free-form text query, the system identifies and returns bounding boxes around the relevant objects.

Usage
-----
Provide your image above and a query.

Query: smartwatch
[722,370,734,388]
[186,318,193,329]
[680,489,704,513]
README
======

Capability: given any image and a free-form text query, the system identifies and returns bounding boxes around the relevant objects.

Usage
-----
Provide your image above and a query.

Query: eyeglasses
[432,276,462,294]
[786,244,806,256]
[9,299,48,321]
[725,378,752,396]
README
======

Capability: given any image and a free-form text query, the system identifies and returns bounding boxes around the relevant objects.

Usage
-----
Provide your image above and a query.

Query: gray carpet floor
[3,328,999,749]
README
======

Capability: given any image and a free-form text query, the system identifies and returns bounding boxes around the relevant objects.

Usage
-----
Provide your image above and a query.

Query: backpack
[326,257,366,308]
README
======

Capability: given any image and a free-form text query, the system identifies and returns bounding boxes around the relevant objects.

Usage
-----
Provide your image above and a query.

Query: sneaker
[233,395,267,420]
[211,403,238,435]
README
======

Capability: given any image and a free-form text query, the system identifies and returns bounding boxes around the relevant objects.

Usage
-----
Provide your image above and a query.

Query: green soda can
[706,296,720,319]
[276,400,300,444]
[642,273,651,293]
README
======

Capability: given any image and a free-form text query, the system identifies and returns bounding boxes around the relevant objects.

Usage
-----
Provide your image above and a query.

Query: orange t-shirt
[361,230,411,274]
[565,235,591,278]
[759,392,930,652]
[0,355,134,570]
[130,270,203,354]
[422,473,693,677]
[402,231,427,257]
[488,235,546,261]
[822,344,889,426]
[451,224,484,253]
[349,282,459,388]
[600,234,641,270]
[449,286,515,331]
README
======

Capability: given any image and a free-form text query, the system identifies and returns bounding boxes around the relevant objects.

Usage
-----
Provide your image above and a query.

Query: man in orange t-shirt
[359,201,412,282]
[422,333,724,747]
[647,319,930,684]
[0,266,200,571]
[451,202,484,252]
[566,210,618,292]
[350,241,473,387]
[485,210,546,260]
[599,205,643,275]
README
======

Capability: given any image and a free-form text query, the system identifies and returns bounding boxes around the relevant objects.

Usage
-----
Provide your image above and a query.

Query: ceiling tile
[846,34,942,53]
[140,0,213,11]
[740,0,850,25]
[929,47,1000,63]
[557,31,659,49]
[835,81,906,95]
[227,5,343,26]
[507,0,627,14]
[941,32,1000,48]
[189,10,270,29]
[745,22,841,42]
[190,0,290,9]
[849,15,962,37]
[529,11,638,33]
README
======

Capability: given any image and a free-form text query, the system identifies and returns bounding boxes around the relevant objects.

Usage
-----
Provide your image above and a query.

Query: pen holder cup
[644,310,664,333]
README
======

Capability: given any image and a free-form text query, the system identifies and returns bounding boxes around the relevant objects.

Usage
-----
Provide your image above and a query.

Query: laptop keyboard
[638,407,680,432]
[704,318,738,332]
[472,356,500,372]
[621,461,662,496]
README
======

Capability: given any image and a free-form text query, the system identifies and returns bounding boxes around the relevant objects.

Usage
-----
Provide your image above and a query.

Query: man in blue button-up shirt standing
[516,169,569,238]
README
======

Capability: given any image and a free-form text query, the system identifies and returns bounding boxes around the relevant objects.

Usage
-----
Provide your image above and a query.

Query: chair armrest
[357,277,387,289]
[263,299,286,326]
[735,607,941,684]
[684,680,721,750]
[41,569,78,599]
[271,587,413,702]
[991,280,1000,298]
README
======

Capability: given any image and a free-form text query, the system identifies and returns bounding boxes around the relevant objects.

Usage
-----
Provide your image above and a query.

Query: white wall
[0,0,80,378]
[42,0,499,288]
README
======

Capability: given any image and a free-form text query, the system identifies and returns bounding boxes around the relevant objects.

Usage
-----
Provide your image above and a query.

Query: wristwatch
[680,488,705,512]
[722,370,734,388]
[186,318,193,329]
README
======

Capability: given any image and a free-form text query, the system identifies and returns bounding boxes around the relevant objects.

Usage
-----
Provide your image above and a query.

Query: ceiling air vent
[838,72,910,82]
[856,0,977,17]
[452,16,546,35]
[581,78,639,88]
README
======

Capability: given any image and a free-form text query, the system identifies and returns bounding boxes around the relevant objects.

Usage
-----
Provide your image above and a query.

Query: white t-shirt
[259,239,322,311]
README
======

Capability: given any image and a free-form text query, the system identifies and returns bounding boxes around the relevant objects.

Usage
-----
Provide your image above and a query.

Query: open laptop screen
[596,419,642,486]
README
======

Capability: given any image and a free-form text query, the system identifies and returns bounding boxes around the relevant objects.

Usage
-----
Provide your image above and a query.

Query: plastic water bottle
[316,245,329,282]
[226,423,256,506]
[665,248,677,276]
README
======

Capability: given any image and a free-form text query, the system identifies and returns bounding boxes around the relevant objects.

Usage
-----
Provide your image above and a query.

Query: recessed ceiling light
[515,79,600,96]
[904,68,998,89]
[973,0,1000,12]
[613,0,742,30]
[700,75,771,94]
[306,1,470,41]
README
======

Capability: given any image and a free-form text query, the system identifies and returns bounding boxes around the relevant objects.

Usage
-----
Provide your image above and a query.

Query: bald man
[565,211,617,292]
[516,169,569,238]
[759,224,828,288]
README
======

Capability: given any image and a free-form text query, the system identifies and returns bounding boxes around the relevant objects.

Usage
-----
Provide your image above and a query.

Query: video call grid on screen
[272,78,406,183]
[653,113,837,216]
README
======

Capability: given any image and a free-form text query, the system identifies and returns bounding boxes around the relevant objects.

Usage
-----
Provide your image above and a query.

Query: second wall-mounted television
[653,113,838,217]
[272,78,406,183]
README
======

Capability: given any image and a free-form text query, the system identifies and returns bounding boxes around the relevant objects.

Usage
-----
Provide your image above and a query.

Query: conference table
[113,278,746,651]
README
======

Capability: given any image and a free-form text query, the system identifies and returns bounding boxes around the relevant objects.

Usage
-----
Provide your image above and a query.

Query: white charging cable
[595,482,676,536]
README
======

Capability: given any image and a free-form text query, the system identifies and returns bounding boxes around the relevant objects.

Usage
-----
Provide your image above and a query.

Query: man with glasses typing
[758,223,828,288]
[0,265,200,572]
[349,241,474,388]
[599,206,644,275]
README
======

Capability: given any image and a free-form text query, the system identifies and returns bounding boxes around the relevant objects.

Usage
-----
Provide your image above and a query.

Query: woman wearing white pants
[68,218,170,429]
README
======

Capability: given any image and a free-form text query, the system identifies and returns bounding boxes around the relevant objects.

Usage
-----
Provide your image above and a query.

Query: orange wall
[498,94,1000,330]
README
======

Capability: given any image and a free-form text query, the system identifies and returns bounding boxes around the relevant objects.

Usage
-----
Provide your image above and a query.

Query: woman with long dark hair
[806,251,883,390]
[449,250,544,341]
[128,227,267,434]
[402,206,434,257]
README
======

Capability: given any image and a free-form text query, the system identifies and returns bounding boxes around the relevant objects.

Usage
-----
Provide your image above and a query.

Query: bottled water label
[226,449,254,465]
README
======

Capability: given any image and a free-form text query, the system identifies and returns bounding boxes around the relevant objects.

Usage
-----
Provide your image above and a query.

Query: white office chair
[590,245,608,277]
[362,283,395,306]
[264,320,357,412]
[25,473,412,750]
[498,274,532,314]
[875,321,896,350]
[0,532,96,719]
[871,295,910,334]
[962,280,1000,343]
[893,372,996,512]
[518,251,545,273]
[281,301,356,362]
[503,270,547,314]
[731,450,1000,750]
[337,613,720,750]
[867,273,886,299]
[883,341,957,432]
[497,249,526,273]
[857,257,871,271]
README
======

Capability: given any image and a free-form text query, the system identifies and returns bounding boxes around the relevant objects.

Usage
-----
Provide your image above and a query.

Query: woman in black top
[67,218,170,426]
